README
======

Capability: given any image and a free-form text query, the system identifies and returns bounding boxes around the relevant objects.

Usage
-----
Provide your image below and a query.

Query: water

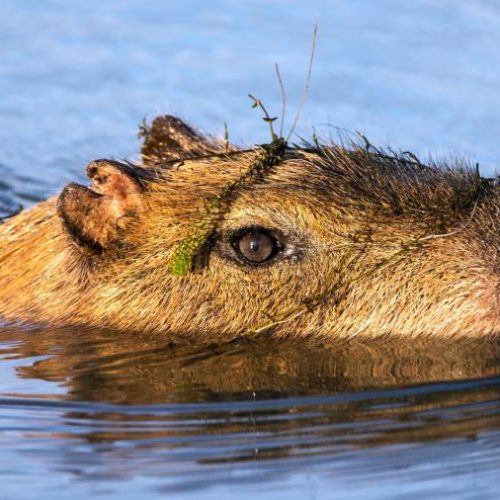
[1,0,500,498]
[0,329,499,499]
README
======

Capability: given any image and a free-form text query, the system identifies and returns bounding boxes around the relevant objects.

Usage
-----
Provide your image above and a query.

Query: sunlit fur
[0,116,499,339]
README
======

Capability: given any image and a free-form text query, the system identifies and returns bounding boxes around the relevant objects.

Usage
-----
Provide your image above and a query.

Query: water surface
[0,328,499,499]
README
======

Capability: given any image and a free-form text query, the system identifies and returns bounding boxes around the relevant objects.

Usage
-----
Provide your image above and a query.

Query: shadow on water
[0,325,499,495]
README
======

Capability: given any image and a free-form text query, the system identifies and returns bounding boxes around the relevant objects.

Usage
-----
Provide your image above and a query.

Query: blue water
[1,1,500,498]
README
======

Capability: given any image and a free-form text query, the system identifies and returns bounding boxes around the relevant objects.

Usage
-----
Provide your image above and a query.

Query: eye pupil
[235,229,280,264]
[249,239,260,253]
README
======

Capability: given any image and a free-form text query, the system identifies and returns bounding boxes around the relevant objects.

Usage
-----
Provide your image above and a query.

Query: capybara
[0,115,499,339]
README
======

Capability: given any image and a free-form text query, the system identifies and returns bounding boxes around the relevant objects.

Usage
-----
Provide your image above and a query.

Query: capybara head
[1,115,499,339]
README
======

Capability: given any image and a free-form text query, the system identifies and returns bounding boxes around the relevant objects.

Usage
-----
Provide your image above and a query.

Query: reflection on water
[0,326,499,497]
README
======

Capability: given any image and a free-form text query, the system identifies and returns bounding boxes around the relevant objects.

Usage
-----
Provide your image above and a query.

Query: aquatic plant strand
[170,138,287,276]
[245,195,484,338]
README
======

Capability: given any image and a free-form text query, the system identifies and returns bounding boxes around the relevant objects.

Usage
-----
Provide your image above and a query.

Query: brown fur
[1,115,499,339]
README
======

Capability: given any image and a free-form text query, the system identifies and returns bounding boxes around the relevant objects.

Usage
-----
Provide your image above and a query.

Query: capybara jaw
[1,114,500,339]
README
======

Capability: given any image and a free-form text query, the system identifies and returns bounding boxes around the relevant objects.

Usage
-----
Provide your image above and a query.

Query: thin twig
[286,23,318,142]
[247,309,307,337]
[223,122,229,153]
[275,62,287,139]
[248,94,278,142]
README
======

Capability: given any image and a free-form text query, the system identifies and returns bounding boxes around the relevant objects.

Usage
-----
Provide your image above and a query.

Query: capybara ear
[140,115,221,164]
[57,160,145,254]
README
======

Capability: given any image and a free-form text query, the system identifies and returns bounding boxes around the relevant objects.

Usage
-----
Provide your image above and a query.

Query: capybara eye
[233,229,283,264]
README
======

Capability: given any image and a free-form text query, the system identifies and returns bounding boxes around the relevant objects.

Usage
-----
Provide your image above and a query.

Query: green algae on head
[169,138,287,276]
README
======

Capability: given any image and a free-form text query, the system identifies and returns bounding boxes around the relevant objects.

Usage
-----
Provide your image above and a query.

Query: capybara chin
[0,115,499,339]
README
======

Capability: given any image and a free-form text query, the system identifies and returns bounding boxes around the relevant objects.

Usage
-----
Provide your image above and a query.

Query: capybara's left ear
[140,115,221,165]
[57,160,145,254]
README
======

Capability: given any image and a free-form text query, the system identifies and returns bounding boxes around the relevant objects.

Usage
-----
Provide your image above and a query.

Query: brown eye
[234,229,282,264]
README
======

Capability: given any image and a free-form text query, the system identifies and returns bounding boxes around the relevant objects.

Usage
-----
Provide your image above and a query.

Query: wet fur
[0,116,499,339]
